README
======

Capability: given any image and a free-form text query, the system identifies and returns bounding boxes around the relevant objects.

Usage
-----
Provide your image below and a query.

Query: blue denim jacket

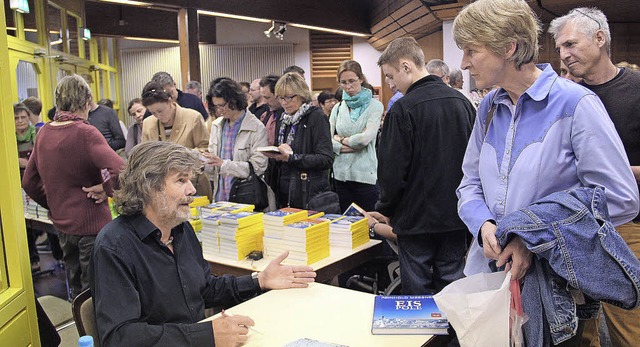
[495,186,640,346]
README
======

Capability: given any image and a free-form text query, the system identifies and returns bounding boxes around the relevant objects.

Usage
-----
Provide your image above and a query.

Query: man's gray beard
[155,193,190,228]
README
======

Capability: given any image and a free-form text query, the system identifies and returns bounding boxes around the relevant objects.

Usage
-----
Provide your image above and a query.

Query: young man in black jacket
[375,37,476,295]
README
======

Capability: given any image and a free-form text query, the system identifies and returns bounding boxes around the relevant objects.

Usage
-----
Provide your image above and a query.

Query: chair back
[72,289,100,347]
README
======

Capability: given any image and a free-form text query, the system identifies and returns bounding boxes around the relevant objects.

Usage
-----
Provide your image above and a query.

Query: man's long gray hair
[113,142,202,216]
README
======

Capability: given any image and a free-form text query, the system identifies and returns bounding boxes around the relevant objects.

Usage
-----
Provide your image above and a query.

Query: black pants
[58,233,96,297]
[27,227,40,264]
[397,230,469,295]
[335,180,379,212]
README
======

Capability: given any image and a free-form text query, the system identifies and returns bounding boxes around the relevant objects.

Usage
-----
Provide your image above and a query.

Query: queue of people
[14,1,640,345]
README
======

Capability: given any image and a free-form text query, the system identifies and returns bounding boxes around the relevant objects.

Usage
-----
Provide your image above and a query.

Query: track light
[264,21,286,40]
[264,21,275,38]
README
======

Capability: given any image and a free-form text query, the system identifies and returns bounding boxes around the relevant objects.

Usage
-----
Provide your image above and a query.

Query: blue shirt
[457,64,639,275]
[387,91,403,111]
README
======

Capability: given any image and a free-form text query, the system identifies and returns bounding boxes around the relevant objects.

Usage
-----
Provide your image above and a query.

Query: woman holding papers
[203,78,268,202]
[329,60,383,212]
[262,73,333,209]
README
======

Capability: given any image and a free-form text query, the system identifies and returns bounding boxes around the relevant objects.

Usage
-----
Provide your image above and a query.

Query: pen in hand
[221,309,264,335]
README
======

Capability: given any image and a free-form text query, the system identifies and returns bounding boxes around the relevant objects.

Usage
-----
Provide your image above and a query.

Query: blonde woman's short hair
[55,74,93,113]
[453,0,541,70]
[275,72,312,103]
[377,37,425,69]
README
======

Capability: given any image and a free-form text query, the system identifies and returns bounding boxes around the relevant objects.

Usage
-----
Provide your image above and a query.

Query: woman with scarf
[22,75,124,297]
[263,73,333,209]
[329,60,383,212]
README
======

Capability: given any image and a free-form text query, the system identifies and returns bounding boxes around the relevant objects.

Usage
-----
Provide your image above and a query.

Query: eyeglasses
[213,102,228,109]
[339,78,360,86]
[575,9,602,31]
[276,95,297,102]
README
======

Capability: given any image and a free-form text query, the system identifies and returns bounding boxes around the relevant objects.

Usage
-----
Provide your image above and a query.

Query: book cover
[371,295,449,335]
[257,146,293,155]
[343,202,366,217]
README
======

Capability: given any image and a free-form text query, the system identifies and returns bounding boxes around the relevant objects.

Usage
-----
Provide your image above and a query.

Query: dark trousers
[27,227,39,263]
[47,231,64,260]
[58,233,96,297]
[335,180,379,212]
[397,230,469,295]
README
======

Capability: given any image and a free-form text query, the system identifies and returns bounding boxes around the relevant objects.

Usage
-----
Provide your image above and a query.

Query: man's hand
[480,221,501,260]
[259,251,316,290]
[497,236,532,280]
[82,184,107,204]
[212,313,254,347]
[368,211,390,225]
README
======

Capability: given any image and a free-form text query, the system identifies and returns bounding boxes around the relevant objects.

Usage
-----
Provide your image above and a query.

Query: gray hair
[449,69,464,87]
[185,80,202,93]
[113,142,202,216]
[548,7,611,56]
[55,75,93,113]
[152,71,175,87]
[426,59,450,77]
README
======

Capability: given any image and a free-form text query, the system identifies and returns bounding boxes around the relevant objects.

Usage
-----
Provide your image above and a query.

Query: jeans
[58,233,96,297]
[495,187,640,345]
[335,180,379,212]
[397,229,469,294]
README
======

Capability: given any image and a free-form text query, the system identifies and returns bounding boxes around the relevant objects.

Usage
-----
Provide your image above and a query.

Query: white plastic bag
[433,271,511,347]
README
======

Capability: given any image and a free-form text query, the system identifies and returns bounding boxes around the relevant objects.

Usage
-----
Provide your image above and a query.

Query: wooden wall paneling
[417,30,443,62]
[309,32,352,91]
[611,23,640,65]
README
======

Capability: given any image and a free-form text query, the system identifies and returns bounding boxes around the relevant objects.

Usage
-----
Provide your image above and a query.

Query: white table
[207,282,433,347]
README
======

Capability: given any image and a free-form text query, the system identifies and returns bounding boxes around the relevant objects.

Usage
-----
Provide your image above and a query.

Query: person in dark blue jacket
[152,71,209,120]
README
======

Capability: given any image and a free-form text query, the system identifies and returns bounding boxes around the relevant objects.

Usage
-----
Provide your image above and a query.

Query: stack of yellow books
[201,214,221,258]
[200,201,255,218]
[218,211,264,260]
[326,215,370,251]
[264,219,330,265]
[263,208,309,239]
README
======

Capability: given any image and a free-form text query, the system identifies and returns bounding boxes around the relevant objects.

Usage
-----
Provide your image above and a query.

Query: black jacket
[177,89,209,120]
[376,75,476,235]
[273,106,333,208]
[88,105,126,151]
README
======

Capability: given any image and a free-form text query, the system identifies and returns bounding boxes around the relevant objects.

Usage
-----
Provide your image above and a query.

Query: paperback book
[371,295,449,335]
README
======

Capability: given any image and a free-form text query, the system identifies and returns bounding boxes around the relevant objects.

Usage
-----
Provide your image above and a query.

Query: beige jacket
[207,111,268,197]
[141,104,209,151]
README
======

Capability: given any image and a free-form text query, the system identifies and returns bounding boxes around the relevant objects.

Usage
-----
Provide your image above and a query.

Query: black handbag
[229,162,269,210]
[299,172,341,214]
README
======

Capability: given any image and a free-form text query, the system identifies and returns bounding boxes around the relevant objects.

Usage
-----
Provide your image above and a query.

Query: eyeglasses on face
[276,95,297,102]
[213,102,228,109]
[339,78,360,86]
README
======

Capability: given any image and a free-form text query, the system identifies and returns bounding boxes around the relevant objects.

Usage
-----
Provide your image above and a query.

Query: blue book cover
[371,295,449,335]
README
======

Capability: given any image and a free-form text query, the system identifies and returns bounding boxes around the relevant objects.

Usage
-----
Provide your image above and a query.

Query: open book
[256,146,293,155]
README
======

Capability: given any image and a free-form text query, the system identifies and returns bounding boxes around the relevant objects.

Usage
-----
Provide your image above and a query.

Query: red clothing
[22,121,125,236]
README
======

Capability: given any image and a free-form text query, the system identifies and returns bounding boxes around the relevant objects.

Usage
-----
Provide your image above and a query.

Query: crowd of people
[14,0,640,345]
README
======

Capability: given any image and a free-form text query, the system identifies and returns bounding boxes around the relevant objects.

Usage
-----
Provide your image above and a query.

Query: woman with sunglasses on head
[329,60,383,212]
[141,81,211,197]
[263,72,333,209]
[202,78,268,204]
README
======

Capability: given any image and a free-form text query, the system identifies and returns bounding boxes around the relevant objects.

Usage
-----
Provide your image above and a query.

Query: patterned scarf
[278,103,311,146]
[342,88,372,122]
[54,110,88,123]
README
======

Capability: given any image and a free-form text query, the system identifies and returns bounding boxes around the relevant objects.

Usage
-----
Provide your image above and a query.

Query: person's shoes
[31,262,41,272]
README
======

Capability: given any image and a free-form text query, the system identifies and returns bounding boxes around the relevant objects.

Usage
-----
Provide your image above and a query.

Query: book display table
[205,239,383,283]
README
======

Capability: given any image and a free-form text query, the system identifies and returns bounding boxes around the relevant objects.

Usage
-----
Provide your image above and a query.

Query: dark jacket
[88,105,126,151]
[376,75,476,235]
[273,106,333,208]
[177,89,209,120]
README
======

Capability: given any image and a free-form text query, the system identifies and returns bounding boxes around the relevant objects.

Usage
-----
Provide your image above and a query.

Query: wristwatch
[369,222,380,238]
[251,271,261,291]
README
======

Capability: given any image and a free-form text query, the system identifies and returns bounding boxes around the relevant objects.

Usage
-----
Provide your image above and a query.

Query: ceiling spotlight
[264,21,275,38]
[274,22,287,40]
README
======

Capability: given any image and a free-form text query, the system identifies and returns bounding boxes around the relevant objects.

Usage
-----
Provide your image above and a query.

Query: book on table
[343,202,366,217]
[371,295,449,335]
